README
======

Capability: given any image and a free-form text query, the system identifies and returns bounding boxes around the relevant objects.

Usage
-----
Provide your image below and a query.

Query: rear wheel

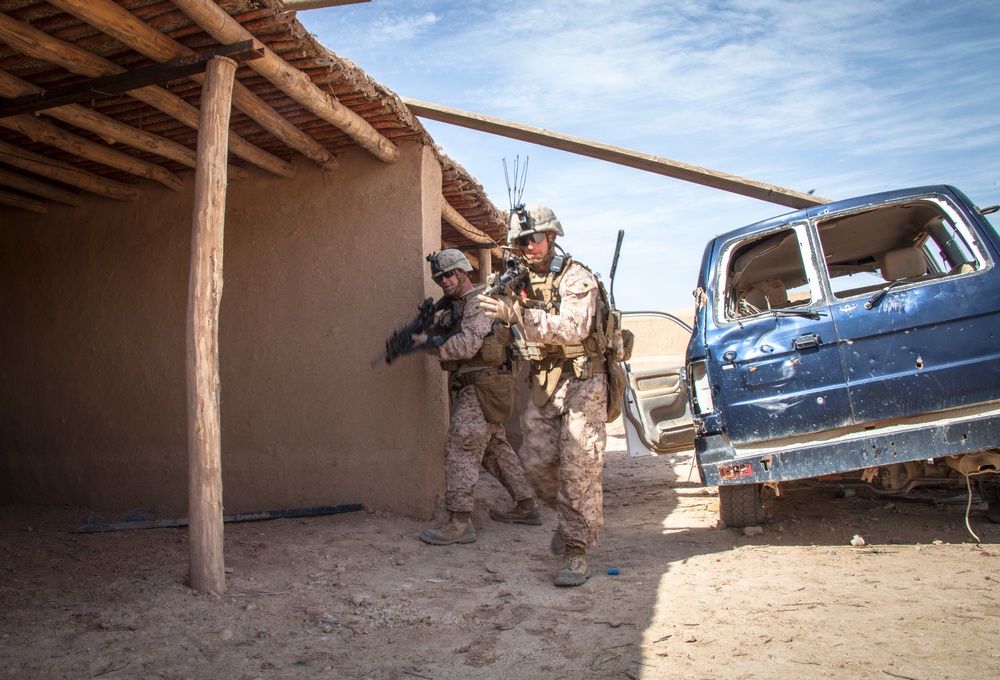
[982,483,1000,524]
[719,483,765,527]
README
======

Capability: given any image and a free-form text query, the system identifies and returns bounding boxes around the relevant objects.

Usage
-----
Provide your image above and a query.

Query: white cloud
[301,0,1000,309]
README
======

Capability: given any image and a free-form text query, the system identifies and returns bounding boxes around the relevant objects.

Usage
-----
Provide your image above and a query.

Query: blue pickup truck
[623,185,1000,527]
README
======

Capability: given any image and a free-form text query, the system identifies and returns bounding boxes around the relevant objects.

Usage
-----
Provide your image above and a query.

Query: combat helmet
[427,249,473,280]
[507,204,564,244]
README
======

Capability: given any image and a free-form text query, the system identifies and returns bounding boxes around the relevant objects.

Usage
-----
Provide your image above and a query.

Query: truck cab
[634,185,1000,526]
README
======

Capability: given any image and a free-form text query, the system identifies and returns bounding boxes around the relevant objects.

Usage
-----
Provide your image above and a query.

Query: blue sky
[299,0,1000,311]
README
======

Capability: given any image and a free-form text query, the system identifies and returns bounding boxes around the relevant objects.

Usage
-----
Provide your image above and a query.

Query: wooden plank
[404,99,833,210]
[186,56,237,596]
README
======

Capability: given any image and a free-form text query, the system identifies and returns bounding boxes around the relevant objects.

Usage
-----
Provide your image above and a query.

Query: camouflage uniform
[437,284,534,513]
[505,262,608,550]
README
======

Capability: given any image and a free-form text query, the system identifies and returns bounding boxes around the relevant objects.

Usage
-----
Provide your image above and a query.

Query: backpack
[593,278,634,423]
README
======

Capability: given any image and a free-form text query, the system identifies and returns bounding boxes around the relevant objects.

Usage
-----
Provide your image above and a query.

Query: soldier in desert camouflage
[479,206,608,587]
[418,249,539,546]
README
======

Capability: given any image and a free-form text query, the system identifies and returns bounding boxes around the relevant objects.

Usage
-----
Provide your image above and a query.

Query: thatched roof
[0,0,506,251]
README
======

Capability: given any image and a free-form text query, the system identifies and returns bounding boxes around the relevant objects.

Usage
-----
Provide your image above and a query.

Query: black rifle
[373,296,457,366]
[608,229,625,309]
[483,254,529,297]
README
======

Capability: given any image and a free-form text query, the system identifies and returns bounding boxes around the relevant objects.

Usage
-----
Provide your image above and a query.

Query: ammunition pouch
[453,369,515,424]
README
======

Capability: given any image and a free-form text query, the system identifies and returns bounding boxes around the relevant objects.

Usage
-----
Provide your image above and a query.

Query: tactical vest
[439,285,509,380]
[517,258,606,406]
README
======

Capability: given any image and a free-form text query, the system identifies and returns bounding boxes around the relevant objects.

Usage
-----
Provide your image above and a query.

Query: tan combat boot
[554,545,592,587]
[490,498,542,525]
[419,512,476,546]
[550,533,566,556]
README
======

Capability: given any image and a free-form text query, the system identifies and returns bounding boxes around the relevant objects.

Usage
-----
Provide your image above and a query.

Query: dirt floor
[2,424,1000,680]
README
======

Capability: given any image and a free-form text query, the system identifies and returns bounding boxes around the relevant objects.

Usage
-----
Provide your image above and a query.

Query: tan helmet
[427,249,473,279]
[507,203,564,244]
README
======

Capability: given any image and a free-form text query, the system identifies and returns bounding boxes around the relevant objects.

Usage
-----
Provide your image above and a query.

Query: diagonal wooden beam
[405,99,832,210]
[0,12,295,179]
[171,0,399,164]
[48,0,338,172]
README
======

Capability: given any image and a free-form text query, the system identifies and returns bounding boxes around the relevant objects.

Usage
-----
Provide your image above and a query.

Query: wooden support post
[478,247,492,284]
[186,56,236,596]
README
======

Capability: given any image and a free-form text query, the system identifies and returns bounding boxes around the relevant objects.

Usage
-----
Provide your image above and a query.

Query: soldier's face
[435,269,462,297]
[518,232,550,263]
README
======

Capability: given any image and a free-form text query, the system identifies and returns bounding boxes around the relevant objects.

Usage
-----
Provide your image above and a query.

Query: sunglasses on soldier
[434,269,459,281]
[515,232,547,247]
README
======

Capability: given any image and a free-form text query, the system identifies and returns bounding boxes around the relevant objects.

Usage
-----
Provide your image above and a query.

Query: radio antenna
[502,155,529,209]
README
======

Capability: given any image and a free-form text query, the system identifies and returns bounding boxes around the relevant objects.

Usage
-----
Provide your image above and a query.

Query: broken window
[720,226,813,320]
[816,198,987,301]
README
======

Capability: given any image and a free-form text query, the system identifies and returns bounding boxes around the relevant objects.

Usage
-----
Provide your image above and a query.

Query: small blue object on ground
[607,568,619,575]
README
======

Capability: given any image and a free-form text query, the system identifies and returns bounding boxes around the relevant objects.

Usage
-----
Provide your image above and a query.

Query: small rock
[304,607,323,616]
[395,558,405,566]
[683,630,697,643]
[256,630,268,638]
[221,629,234,641]
[743,525,764,537]
[850,534,866,547]
[932,540,944,545]
[485,564,500,574]
[716,519,727,530]
[322,625,333,633]
[351,594,368,607]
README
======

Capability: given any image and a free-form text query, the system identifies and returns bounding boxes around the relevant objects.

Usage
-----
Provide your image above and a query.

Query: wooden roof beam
[171,0,399,164]
[441,197,502,259]
[0,69,250,181]
[0,188,47,214]
[0,138,140,201]
[405,99,832,210]
[0,111,184,191]
[0,166,82,207]
[48,0,339,172]
[0,13,295,180]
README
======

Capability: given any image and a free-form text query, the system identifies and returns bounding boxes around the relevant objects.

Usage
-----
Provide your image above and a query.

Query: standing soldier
[419,249,540,546]
[478,205,608,587]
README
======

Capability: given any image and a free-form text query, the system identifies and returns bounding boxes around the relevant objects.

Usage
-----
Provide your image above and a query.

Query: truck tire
[985,484,1000,524]
[719,483,764,527]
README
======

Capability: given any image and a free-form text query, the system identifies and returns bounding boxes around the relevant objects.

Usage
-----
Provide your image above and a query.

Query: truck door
[705,223,854,443]
[620,311,695,457]
[820,194,1000,424]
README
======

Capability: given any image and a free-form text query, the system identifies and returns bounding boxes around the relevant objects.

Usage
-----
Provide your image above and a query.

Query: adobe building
[0,0,508,545]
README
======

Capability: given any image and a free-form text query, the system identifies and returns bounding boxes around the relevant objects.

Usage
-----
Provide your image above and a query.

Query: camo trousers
[444,385,534,513]
[519,373,607,550]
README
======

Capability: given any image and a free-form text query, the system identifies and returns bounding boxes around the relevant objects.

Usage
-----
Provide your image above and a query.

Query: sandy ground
[2,424,999,680]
